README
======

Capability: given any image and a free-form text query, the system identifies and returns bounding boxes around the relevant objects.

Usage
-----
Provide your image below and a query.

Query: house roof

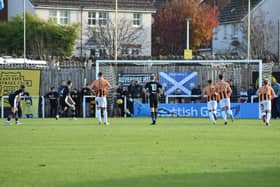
[219,0,263,24]
[153,0,170,10]
[32,0,155,11]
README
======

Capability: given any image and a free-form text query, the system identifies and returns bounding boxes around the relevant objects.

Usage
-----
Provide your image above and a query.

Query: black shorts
[60,97,73,108]
[8,97,14,107]
[149,94,159,108]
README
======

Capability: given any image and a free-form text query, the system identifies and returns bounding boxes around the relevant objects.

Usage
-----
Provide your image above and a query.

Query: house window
[49,10,70,24]
[99,12,108,26]
[88,12,108,26]
[133,13,141,27]
[131,48,140,56]
[88,12,97,26]
[223,25,228,39]
[232,24,238,37]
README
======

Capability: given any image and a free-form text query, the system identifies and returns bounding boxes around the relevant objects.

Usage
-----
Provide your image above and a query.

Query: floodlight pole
[114,0,118,61]
[23,0,26,64]
[247,0,251,60]
[278,18,280,63]
[80,5,84,57]
[185,18,191,50]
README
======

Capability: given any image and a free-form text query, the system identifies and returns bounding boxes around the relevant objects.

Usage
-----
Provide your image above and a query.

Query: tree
[238,10,277,59]
[153,0,219,56]
[87,17,145,57]
[0,13,79,59]
[203,0,230,11]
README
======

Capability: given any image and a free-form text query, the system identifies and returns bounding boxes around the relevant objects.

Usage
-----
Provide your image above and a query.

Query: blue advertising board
[159,72,198,95]
[133,100,259,119]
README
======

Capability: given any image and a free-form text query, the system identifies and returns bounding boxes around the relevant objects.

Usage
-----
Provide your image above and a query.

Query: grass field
[0,118,280,187]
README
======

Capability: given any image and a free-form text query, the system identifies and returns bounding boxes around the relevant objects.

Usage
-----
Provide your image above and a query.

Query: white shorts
[219,98,231,109]
[260,100,271,111]
[207,100,217,111]
[13,95,19,109]
[96,97,107,108]
[65,97,74,108]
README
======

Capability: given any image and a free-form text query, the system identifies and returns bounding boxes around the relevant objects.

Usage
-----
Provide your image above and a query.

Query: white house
[32,0,156,57]
[0,0,34,21]
[212,0,280,57]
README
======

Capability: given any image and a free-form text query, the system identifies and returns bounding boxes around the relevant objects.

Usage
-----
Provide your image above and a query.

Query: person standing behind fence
[91,72,112,125]
[215,74,234,125]
[144,74,163,125]
[256,79,276,126]
[71,88,81,117]
[45,87,59,117]
[6,85,26,125]
[271,77,280,118]
[81,84,92,117]
[202,80,219,125]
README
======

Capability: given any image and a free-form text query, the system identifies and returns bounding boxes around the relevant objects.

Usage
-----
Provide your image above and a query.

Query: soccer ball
[117,98,123,105]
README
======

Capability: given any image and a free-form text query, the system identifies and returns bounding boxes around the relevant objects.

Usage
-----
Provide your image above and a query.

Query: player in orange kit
[91,72,112,125]
[215,74,234,125]
[202,80,219,125]
[256,79,276,126]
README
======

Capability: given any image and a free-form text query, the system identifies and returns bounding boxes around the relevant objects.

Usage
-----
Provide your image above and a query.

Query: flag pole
[23,0,26,64]
[247,0,251,60]
[114,0,118,61]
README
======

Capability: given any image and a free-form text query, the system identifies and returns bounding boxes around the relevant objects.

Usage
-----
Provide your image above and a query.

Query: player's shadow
[60,167,280,187]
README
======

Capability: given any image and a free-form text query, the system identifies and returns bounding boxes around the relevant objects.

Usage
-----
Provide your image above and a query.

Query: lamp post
[185,18,191,50]
[114,0,118,61]
[278,18,280,63]
[247,0,251,60]
[80,5,84,57]
[23,0,26,64]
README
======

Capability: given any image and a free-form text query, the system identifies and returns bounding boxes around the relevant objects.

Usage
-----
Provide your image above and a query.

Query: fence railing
[1,94,260,119]
[1,96,45,119]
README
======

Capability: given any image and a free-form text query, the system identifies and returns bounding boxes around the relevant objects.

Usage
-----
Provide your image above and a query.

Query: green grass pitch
[0,118,280,187]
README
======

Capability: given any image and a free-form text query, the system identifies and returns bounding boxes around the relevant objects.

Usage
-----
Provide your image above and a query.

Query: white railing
[1,96,45,119]
[82,95,127,118]
[165,95,258,104]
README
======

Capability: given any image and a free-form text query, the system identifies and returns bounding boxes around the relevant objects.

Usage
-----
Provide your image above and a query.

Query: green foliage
[0,118,280,187]
[0,13,79,58]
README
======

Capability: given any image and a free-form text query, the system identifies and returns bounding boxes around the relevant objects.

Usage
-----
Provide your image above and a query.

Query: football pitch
[0,118,280,187]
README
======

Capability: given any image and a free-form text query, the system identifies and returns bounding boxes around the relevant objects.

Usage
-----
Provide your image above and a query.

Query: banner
[0,69,41,117]
[0,69,41,96]
[118,73,150,86]
[159,72,198,95]
[133,100,259,119]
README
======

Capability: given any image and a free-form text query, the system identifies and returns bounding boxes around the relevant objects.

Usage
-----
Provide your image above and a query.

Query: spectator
[45,87,59,117]
[81,84,92,117]
[128,80,138,99]
[114,85,124,117]
[191,84,202,103]
[228,79,238,102]
[135,81,143,99]
[71,88,81,117]
[271,77,280,118]
[239,87,248,103]
[247,84,257,102]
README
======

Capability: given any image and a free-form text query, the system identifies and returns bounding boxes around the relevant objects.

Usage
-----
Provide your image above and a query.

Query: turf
[0,118,280,187]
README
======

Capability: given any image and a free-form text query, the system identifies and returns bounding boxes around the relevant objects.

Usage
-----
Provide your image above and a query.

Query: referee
[144,74,163,125]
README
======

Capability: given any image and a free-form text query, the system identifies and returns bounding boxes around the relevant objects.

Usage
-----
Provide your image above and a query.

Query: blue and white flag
[0,0,4,10]
[159,72,198,95]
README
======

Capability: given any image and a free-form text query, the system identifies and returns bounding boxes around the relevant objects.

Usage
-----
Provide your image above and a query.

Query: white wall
[8,0,34,20]
[35,7,153,57]
[213,0,280,56]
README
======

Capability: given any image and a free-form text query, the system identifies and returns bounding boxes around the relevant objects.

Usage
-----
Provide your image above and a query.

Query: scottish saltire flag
[159,72,198,95]
[0,0,4,10]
